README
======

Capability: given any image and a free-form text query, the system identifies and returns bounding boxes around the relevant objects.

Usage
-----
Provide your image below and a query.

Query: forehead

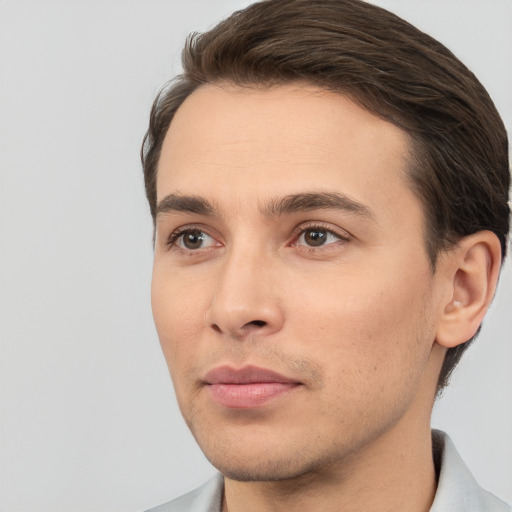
[157,83,418,225]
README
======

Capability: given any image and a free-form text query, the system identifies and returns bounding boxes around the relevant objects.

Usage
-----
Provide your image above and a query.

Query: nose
[206,245,284,341]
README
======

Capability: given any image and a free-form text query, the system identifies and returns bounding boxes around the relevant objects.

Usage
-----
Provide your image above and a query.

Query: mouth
[203,365,302,409]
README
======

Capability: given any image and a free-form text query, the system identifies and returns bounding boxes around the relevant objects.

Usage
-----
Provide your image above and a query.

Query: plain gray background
[0,1,511,510]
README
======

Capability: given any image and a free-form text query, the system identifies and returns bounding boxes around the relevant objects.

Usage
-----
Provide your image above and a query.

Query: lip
[204,365,298,385]
[203,365,301,409]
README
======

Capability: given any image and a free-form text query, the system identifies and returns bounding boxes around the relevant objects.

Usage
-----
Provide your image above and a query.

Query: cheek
[289,263,435,385]
[151,266,211,374]
[291,273,436,435]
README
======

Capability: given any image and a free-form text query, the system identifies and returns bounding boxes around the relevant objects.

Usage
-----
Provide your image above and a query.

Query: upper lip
[203,365,299,385]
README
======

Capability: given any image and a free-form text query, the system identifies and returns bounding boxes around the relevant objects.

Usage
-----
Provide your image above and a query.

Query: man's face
[152,84,445,481]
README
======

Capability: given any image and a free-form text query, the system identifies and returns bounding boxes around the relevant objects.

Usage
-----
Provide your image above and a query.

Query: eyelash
[166,222,351,253]
[290,222,351,250]
[166,224,215,249]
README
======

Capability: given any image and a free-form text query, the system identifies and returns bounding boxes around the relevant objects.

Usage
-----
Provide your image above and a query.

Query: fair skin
[151,84,501,512]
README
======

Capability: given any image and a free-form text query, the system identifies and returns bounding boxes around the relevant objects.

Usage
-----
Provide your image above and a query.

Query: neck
[223,423,436,512]
[223,420,437,512]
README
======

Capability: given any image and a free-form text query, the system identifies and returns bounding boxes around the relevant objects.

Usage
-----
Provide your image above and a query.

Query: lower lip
[208,382,299,409]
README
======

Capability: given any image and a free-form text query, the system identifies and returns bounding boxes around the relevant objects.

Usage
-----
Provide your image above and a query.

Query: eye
[169,229,218,251]
[295,227,345,248]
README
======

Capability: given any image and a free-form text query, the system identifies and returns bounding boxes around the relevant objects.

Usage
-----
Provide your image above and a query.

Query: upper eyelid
[168,224,203,239]
[291,221,352,240]
[166,227,220,254]
[160,225,214,251]
[166,223,218,241]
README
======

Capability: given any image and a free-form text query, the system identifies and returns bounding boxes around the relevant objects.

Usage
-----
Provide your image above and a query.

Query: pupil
[183,231,204,249]
[305,229,326,246]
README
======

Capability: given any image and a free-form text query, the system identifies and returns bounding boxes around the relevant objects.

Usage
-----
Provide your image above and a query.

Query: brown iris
[182,230,206,250]
[303,229,329,247]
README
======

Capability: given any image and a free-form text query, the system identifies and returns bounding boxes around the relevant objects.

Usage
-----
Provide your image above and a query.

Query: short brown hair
[141,0,510,390]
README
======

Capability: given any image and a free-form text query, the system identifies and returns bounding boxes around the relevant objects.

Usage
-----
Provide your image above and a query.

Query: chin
[199,438,340,482]
[207,456,313,482]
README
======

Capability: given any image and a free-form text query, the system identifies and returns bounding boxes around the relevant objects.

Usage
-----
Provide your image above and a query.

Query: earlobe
[436,231,502,349]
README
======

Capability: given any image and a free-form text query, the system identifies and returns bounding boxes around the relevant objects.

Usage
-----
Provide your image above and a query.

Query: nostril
[246,320,267,328]
[211,324,222,333]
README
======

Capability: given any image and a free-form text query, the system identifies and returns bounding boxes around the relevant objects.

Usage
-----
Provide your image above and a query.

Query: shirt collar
[430,429,510,511]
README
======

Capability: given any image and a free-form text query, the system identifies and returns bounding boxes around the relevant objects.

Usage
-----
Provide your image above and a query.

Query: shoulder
[145,473,224,512]
[431,430,511,512]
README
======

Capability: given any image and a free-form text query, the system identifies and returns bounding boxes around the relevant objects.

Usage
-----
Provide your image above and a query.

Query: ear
[436,231,502,349]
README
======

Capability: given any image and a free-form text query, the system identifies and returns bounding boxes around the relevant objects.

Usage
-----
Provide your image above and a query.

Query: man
[141,0,511,510]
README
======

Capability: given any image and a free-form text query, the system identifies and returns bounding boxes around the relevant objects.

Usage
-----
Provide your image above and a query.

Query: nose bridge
[208,235,282,338]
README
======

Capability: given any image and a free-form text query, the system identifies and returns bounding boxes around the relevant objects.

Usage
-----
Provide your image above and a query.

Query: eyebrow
[156,193,217,218]
[155,191,375,221]
[263,192,376,220]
